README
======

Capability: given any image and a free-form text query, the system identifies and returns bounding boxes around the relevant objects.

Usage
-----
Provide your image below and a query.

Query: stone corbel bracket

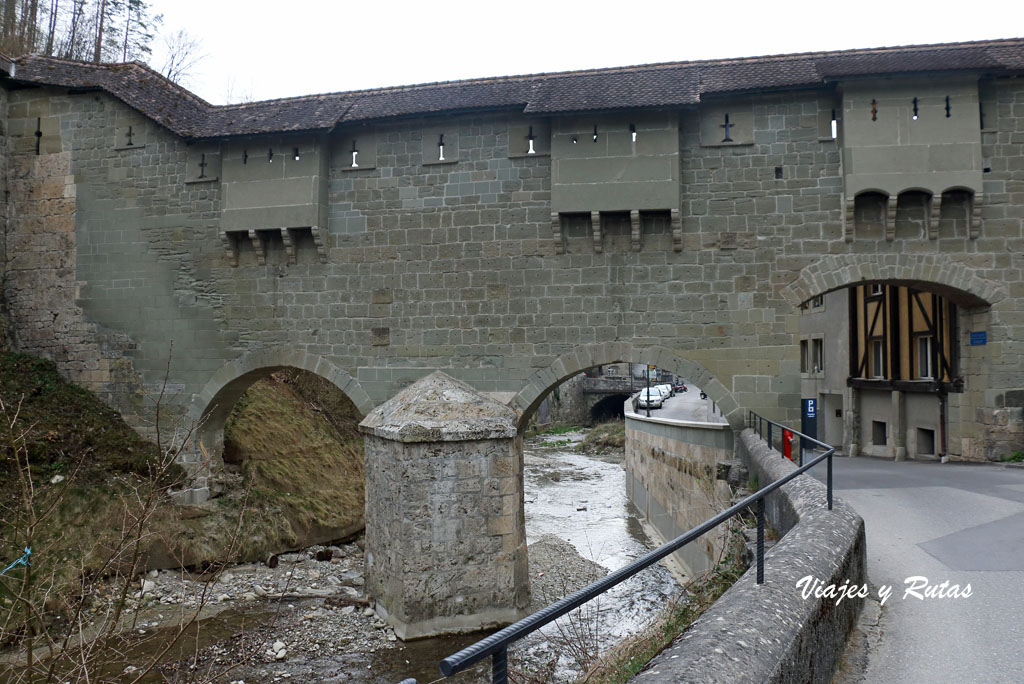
[671,209,682,252]
[309,226,329,264]
[630,210,641,252]
[970,193,982,239]
[220,230,239,267]
[928,196,941,240]
[551,212,565,255]
[843,195,855,243]
[281,228,296,264]
[884,195,897,242]
[249,229,267,265]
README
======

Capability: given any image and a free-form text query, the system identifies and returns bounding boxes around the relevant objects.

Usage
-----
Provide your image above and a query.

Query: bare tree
[159,27,202,86]
[90,0,107,62]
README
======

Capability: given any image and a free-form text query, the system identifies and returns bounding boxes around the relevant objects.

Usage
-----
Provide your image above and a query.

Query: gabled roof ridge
[13,53,213,108]
[209,36,1024,110]
[5,37,1023,138]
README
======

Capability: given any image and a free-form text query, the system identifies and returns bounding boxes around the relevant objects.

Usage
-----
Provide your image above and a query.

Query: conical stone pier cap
[358,371,518,443]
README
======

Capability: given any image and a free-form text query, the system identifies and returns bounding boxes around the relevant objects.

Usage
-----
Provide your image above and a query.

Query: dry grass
[222,373,365,551]
[578,420,625,453]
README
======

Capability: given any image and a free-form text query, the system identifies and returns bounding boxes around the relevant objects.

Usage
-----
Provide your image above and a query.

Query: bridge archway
[784,255,1014,462]
[188,348,373,459]
[781,254,1005,310]
[510,342,743,432]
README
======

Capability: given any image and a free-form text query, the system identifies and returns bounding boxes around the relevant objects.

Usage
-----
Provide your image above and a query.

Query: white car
[637,388,664,409]
[655,383,674,398]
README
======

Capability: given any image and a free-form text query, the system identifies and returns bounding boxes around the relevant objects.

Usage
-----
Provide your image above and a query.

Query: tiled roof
[4,38,1023,139]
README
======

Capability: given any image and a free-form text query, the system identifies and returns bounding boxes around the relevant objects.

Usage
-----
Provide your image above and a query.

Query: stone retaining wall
[625,412,733,576]
[635,429,865,683]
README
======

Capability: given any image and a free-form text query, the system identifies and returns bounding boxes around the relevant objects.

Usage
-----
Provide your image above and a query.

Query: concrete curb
[633,428,865,683]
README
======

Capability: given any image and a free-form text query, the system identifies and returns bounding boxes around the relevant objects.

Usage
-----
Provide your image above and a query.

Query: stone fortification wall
[635,429,865,683]
[625,413,734,576]
[0,78,1019,459]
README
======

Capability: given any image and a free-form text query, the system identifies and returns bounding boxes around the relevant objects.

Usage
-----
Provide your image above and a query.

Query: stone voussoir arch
[781,254,1006,310]
[510,342,746,432]
[188,348,374,457]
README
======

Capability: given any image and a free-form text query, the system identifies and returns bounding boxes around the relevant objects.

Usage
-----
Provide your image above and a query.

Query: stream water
[44,430,682,683]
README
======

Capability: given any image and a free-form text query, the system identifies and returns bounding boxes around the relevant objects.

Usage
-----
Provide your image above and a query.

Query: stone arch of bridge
[188,348,373,459]
[510,342,744,432]
[781,254,1005,310]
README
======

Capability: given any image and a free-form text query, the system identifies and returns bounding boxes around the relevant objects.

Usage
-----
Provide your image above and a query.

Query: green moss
[0,352,163,479]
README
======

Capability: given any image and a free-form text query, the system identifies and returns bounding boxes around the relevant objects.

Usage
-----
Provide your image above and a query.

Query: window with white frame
[871,339,885,378]
[917,335,934,379]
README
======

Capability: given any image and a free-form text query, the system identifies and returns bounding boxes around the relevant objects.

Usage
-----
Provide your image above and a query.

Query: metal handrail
[397,412,835,684]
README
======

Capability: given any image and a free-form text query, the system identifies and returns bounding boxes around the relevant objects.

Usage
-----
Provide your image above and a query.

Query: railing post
[492,646,508,684]
[827,452,833,510]
[768,422,773,454]
[756,497,765,584]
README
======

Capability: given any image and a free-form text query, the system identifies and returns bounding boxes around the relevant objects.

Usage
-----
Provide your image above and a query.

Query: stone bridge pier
[358,371,530,639]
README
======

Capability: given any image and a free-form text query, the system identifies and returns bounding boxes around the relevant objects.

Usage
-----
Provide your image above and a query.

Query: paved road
[815,457,1024,683]
[630,386,728,424]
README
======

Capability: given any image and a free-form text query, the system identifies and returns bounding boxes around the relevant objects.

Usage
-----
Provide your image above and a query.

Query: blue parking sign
[805,399,816,418]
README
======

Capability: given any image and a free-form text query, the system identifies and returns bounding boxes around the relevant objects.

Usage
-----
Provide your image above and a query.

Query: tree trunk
[25,0,38,51]
[121,1,128,61]
[44,0,58,55]
[92,0,106,62]
[2,0,17,45]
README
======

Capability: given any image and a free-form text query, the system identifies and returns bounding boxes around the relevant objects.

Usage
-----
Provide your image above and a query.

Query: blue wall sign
[970,331,987,346]
[801,398,818,453]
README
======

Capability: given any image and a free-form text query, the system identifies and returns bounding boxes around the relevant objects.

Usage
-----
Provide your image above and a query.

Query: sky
[145,0,1024,105]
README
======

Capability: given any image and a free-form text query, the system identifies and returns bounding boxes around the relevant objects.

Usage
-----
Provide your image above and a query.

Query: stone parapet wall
[635,429,865,683]
[625,413,734,576]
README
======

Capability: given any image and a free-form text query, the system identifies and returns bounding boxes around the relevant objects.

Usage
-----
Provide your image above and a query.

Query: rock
[363,607,375,617]
[141,580,156,595]
[243,592,257,601]
[217,594,230,602]
[274,648,287,661]
[341,605,355,615]
[272,640,286,652]
[147,569,159,578]
[253,585,267,597]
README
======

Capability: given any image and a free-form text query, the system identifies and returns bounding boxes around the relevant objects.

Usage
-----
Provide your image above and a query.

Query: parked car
[655,383,674,398]
[637,388,664,409]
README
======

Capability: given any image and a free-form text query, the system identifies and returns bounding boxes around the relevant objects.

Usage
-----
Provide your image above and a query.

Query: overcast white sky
[146,0,1023,105]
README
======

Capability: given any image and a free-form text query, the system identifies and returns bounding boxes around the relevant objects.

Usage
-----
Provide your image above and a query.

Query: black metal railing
[396,412,835,684]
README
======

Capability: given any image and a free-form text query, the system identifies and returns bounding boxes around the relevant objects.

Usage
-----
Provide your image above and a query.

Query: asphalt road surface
[630,386,728,424]
[816,457,1024,683]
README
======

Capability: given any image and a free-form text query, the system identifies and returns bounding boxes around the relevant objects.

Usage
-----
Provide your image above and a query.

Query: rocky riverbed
[67,428,681,683]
